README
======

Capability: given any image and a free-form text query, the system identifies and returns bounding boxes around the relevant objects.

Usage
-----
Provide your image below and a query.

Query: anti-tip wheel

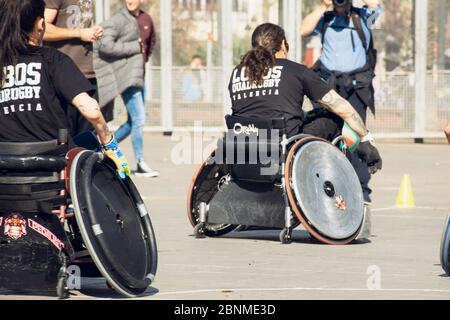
[280,228,293,245]
[194,223,206,239]
[56,276,69,299]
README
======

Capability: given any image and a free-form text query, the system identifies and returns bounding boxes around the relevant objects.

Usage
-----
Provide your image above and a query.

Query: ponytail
[239,23,286,84]
[240,46,274,84]
[0,0,45,86]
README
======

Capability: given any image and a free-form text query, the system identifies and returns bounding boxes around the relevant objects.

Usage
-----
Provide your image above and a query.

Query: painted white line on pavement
[156,287,450,296]
[372,206,448,213]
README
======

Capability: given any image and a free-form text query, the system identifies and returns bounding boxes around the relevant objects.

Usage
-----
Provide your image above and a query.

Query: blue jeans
[116,87,146,163]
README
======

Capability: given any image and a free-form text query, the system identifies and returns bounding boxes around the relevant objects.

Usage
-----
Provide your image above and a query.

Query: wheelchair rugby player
[0,0,157,298]
[188,23,382,245]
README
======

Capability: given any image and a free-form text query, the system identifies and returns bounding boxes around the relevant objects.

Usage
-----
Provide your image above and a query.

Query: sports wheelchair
[187,115,366,245]
[0,131,157,298]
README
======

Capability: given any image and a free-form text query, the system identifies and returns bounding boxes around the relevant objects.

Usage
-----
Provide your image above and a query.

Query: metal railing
[111,67,450,138]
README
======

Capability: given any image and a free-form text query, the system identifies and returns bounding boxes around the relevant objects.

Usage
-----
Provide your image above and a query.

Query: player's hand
[357,133,382,175]
[102,136,131,180]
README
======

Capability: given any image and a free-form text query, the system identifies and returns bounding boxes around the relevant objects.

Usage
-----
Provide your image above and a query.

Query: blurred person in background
[301,0,383,223]
[181,55,206,102]
[43,0,115,136]
[94,0,159,178]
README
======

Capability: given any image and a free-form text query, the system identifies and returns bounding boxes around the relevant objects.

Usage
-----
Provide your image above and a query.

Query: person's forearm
[319,90,369,137]
[43,22,81,41]
[300,3,328,37]
[72,94,112,144]
[363,0,381,9]
[79,108,112,145]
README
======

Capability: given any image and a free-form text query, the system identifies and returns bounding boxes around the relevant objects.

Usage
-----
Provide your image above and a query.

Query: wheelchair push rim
[285,136,364,245]
[70,150,157,298]
[187,152,237,237]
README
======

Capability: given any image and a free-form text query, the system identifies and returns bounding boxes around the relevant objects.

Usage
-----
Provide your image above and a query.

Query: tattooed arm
[318,89,369,138]
[319,89,383,174]
[72,93,112,144]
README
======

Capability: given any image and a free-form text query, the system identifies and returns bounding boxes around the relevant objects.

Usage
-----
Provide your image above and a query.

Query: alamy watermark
[366,265,382,290]
[170,121,280,176]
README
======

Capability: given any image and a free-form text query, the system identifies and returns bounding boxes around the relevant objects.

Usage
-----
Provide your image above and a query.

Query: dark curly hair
[240,23,287,84]
[0,0,45,86]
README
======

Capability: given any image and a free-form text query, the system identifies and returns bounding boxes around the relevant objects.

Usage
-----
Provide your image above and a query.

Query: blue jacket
[309,5,383,73]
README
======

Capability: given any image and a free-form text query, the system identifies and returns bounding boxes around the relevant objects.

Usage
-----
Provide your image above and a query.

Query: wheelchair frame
[187,129,362,245]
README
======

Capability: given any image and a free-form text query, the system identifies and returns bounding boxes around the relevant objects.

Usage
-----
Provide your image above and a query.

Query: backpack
[321,7,377,71]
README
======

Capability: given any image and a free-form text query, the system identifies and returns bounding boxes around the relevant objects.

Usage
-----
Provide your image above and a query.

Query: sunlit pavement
[1,134,450,300]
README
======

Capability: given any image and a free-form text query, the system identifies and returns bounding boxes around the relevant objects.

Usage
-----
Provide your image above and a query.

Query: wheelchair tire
[187,152,237,237]
[285,136,363,245]
[70,151,157,298]
[440,212,450,276]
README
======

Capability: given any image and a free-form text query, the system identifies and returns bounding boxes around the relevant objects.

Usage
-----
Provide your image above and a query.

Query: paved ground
[1,134,450,300]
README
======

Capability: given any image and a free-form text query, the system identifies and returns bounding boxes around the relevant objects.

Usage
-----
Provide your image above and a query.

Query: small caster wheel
[57,276,69,299]
[280,228,293,244]
[194,223,206,239]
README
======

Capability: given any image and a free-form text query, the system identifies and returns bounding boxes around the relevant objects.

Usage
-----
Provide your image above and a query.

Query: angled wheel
[440,212,450,276]
[187,152,237,237]
[70,151,157,298]
[285,137,364,245]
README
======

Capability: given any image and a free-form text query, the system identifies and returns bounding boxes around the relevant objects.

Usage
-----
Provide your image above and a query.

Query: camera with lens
[332,0,351,8]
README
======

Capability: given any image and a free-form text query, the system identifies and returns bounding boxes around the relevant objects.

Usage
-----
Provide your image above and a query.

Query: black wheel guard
[70,150,157,298]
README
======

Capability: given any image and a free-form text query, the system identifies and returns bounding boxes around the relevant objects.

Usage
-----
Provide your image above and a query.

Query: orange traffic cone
[395,174,416,209]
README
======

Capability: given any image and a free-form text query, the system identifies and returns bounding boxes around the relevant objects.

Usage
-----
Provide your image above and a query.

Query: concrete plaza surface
[1,134,450,300]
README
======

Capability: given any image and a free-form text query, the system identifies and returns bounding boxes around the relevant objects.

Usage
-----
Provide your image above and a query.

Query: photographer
[301,0,383,222]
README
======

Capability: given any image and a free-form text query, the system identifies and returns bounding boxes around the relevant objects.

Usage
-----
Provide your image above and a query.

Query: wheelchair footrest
[208,180,286,229]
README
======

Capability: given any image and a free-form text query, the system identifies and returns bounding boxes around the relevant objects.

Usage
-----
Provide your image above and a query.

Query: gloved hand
[102,136,131,179]
[341,122,361,153]
[357,133,383,175]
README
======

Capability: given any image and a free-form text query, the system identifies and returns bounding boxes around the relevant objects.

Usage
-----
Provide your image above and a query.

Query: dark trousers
[305,93,372,203]
[302,112,343,142]
[343,92,372,203]
[311,61,374,203]
[67,78,115,137]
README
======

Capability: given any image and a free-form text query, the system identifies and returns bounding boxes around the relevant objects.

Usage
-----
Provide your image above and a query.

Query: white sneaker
[135,161,160,178]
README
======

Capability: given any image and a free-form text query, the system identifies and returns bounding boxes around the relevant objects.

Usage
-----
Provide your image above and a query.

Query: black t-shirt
[0,46,93,143]
[229,59,332,137]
